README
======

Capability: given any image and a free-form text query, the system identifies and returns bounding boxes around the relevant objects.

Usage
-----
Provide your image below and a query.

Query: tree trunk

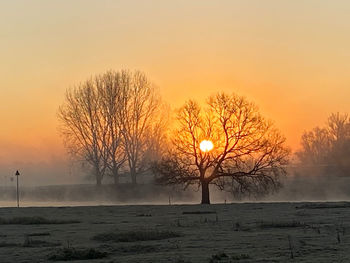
[201,180,210,204]
[95,166,102,186]
[96,174,102,186]
[113,168,119,185]
[114,173,119,185]
[130,167,137,185]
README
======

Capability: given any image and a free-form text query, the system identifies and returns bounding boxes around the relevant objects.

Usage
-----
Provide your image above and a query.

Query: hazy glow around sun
[200,140,214,152]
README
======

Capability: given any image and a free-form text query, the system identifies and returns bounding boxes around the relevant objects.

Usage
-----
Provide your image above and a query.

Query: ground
[0,202,349,262]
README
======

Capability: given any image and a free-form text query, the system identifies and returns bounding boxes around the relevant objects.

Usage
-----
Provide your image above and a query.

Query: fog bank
[1,173,350,207]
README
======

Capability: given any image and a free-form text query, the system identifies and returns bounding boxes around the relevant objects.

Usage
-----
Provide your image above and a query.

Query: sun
[200,140,214,152]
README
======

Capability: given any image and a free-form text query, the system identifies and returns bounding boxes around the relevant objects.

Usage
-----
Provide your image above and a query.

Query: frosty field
[0,202,349,263]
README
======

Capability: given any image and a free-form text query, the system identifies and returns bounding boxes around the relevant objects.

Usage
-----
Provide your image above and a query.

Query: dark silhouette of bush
[0,216,80,225]
[48,247,107,261]
[92,230,181,242]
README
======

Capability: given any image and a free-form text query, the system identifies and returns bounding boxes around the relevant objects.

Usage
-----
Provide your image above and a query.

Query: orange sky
[1,0,350,165]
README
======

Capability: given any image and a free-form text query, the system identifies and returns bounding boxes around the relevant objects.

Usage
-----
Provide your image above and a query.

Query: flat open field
[0,202,349,262]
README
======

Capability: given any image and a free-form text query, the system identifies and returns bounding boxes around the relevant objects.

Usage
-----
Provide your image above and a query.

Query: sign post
[15,170,20,208]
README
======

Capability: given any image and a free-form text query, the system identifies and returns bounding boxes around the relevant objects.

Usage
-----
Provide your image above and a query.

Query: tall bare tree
[153,93,290,204]
[116,71,162,184]
[58,70,163,186]
[58,80,107,185]
[96,71,126,184]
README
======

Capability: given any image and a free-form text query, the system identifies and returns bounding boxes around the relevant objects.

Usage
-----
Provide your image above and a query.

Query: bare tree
[116,71,162,184]
[153,93,290,204]
[327,113,350,143]
[96,71,126,184]
[297,127,332,165]
[58,80,107,185]
[297,112,350,176]
[59,70,164,186]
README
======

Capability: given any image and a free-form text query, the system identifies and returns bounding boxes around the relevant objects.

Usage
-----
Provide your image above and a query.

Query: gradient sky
[1,0,350,169]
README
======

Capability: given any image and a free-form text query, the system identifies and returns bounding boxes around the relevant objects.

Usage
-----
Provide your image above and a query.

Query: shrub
[48,247,107,261]
[93,230,181,242]
[259,221,306,228]
[0,216,80,225]
[182,211,216,215]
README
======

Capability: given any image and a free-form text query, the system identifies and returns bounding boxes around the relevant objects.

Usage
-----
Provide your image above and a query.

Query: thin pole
[16,174,19,208]
[15,170,20,208]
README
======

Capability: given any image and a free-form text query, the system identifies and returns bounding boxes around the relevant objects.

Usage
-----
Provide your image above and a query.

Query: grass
[259,220,306,229]
[136,213,152,217]
[0,216,80,225]
[232,222,250,232]
[114,244,158,254]
[182,211,216,215]
[23,237,61,248]
[26,232,51,237]
[92,230,181,242]
[296,202,350,209]
[48,247,107,261]
[209,252,229,263]
[209,252,250,262]
[0,237,60,248]
[0,242,18,247]
[174,259,192,263]
[231,253,250,260]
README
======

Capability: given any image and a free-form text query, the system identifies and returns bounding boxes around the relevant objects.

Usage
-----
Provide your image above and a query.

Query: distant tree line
[58,69,290,204]
[297,113,350,176]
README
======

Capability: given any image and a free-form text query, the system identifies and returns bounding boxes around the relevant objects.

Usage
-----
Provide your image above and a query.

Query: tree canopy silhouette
[58,70,164,185]
[153,93,290,204]
[297,112,350,176]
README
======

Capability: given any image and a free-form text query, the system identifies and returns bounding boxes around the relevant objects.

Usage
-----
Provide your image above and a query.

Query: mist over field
[2,2,350,262]
[2,124,350,205]
[2,168,350,207]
